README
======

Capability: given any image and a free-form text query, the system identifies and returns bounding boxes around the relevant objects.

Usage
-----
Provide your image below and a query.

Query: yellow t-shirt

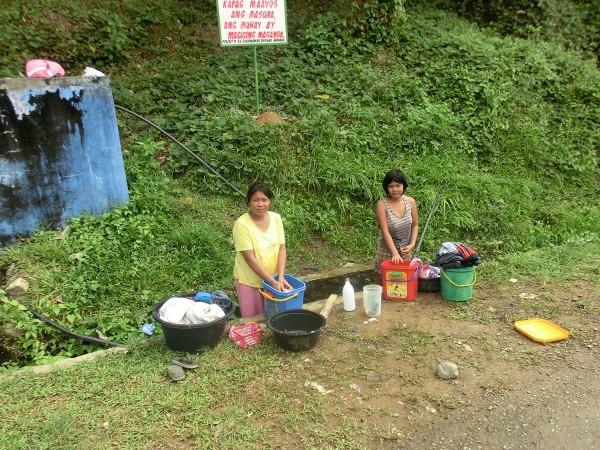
[233,211,286,288]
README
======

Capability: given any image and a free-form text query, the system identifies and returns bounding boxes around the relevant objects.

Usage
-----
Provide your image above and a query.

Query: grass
[478,240,600,283]
[1,339,295,449]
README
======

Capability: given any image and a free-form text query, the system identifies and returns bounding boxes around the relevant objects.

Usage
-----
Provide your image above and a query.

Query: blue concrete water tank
[0,76,129,246]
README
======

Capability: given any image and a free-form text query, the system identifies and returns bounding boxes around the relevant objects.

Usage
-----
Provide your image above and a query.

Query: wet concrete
[303,265,376,303]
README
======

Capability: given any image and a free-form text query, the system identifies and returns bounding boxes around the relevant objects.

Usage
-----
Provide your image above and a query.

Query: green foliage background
[1,0,598,365]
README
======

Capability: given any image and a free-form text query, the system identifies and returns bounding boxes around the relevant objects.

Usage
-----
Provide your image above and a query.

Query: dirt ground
[294,276,600,449]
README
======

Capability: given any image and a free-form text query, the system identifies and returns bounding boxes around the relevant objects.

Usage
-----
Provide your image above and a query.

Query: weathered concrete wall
[0,76,128,246]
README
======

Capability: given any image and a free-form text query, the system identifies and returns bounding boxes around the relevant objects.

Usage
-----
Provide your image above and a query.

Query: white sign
[217,0,288,46]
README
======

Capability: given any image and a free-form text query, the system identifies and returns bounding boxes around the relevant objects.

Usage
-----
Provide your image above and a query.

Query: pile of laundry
[158,290,233,325]
[435,242,481,268]
[419,263,441,279]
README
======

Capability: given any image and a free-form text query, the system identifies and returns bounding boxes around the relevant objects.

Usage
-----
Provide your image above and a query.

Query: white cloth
[158,297,225,325]
[82,67,105,77]
[185,303,225,324]
[159,297,193,324]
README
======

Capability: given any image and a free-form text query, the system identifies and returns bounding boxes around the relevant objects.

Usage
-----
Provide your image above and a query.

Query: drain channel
[303,268,375,303]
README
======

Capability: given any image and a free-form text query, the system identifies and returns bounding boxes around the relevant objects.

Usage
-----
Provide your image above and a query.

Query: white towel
[158,297,194,324]
[185,303,225,324]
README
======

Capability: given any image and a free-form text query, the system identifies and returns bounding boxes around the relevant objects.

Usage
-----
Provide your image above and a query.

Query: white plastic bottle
[342,278,356,312]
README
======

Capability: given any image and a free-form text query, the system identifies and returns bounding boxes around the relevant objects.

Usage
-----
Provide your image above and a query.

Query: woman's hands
[272,278,293,292]
[391,243,415,263]
[390,250,403,264]
[400,243,415,258]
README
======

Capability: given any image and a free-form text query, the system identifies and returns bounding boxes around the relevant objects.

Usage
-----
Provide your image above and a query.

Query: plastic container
[261,274,306,320]
[229,322,263,348]
[418,277,441,293]
[342,278,356,311]
[152,294,235,353]
[266,309,326,352]
[363,284,382,317]
[418,263,441,293]
[514,318,569,343]
[380,259,421,301]
[440,266,476,301]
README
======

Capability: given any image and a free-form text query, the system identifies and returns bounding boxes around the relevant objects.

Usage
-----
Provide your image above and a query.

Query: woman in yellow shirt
[233,182,292,317]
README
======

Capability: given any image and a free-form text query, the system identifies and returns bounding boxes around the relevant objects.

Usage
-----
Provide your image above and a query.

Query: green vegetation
[1,0,598,368]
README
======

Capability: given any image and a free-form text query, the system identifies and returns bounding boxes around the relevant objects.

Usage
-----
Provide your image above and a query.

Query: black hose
[10,296,122,347]
[114,105,246,198]
[413,186,447,260]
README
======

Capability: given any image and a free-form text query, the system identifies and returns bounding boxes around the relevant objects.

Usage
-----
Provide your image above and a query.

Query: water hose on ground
[8,296,122,347]
[114,105,246,198]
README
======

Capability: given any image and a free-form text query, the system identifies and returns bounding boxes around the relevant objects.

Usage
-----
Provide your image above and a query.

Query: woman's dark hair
[246,181,274,204]
[382,169,408,195]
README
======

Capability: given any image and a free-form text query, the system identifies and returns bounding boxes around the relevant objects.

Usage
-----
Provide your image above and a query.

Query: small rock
[5,277,29,296]
[3,321,24,338]
[367,374,384,382]
[437,361,459,380]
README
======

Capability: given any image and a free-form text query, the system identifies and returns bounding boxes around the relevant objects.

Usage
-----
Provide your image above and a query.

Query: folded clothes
[435,242,481,268]
[211,290,233,310]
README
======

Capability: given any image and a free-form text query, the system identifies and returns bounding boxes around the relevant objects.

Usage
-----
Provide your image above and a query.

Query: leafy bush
[349,0,407,46]
[407,0,599,59]
[0,0,167,77]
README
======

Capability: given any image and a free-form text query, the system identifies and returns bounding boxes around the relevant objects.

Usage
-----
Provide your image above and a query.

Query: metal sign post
[254,46,260,115]
[216,0,288,116]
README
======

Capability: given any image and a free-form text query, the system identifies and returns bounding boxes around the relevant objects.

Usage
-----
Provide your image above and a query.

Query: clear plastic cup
[363,284,382,317]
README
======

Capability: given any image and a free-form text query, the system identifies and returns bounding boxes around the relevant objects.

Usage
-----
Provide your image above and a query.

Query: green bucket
[440,266,476,301]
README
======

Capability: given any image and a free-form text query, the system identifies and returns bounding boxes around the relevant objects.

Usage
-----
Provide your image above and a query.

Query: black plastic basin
[267,309,326,352]
[152,293,235,353]
[418,276,440,292]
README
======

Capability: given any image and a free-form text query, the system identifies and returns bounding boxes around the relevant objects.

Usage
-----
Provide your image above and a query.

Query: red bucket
[381,259,421,301]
